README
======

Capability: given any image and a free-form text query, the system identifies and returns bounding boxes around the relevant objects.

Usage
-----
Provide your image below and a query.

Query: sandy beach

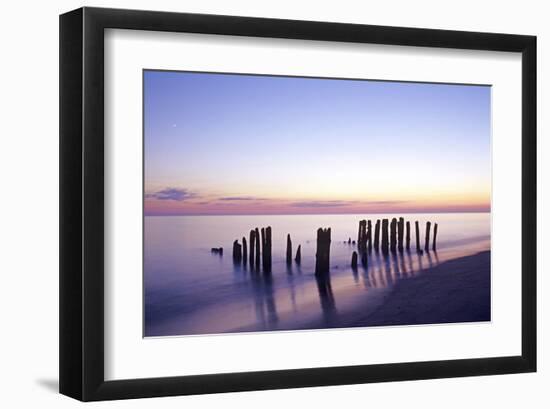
[352,251,491,327]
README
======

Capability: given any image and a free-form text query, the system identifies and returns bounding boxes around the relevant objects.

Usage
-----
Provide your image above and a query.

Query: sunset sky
[144,70,491,216]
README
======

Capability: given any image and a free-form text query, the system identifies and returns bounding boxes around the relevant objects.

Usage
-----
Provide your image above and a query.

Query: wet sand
[353,251,491,327]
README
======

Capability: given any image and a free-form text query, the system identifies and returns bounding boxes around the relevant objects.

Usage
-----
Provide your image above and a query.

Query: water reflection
[417,252,424,271]
[315,274,337,324]
[240,245,444,331]
[250,272,279,327]
[426,250,434,268]
[285,270,298,312]
[399,253,407,277]
[406,250,414,276]
[351,263,359,284]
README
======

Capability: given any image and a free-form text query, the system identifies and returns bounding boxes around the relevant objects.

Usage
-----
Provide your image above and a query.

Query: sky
[144,70,491,216]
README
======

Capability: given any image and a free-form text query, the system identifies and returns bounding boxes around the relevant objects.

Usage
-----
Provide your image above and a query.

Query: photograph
[143,70,491,337]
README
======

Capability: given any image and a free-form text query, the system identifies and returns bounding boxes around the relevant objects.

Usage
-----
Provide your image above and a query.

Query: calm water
[144,213,490,337]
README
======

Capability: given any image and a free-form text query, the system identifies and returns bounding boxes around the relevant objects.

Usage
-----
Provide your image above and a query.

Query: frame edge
[521,35,537,372]
[59,7,84,401]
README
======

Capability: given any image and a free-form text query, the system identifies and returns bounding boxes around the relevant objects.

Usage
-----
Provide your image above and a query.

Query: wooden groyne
[238,226,270,271]
[357,217,438,258]
[415,221,421,253]
[374,219,380,251]
[232,240,242,263]
[358,220,367,253]
[286,234,292,265]
[249,230,255,266]
[223,217,439,275]
[398,217,404,252]
[357,219,370,266]
[295,244,301,264]
[255,227,260,269]
[381,219,389,254]
[367,220,372,252]
[424,221,431,252]
[315,227,331,276]
[390,218,397,253]
[242,237,247,265]
[261,227,272,273]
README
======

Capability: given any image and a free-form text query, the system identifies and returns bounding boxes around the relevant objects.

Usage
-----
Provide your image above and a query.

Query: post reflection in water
[388,253,397,285]
[250,271,279,328]
[406,250,414,276]
[417,252,424,272]
[399,252,407,277]
[238,247,444,332]
[285,269,298,312]
[352,263,359,284]
[241,245,445,333]
[315,273,337,325]
[426,250,434,268]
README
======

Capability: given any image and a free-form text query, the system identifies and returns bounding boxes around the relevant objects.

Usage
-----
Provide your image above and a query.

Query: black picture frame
[60,7,537,401]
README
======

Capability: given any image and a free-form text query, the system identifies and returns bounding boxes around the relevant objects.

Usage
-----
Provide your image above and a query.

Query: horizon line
[144,210,491,217]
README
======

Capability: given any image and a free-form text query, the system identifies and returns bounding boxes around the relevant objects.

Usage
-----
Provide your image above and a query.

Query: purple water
[144,212,490,337]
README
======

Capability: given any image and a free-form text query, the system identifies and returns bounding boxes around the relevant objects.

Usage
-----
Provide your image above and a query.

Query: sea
[144,212,490,337]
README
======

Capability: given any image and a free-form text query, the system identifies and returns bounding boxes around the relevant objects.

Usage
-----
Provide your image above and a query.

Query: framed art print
[60,7,536,401]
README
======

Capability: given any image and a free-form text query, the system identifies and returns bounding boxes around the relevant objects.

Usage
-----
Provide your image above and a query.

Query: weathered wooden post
[374,219,380,251]
[264,226,272,272]
[295,244,301,264]
[254,227,260,269]
[242,236,247,265]
[390,218,397,253]
[357,220,367,253]
[261,227,265,266]
[249,230,255,267]
[367,220,372,252]
[232,240,242,263]
[415,221,421,253]
[315,228,331,275]
[397,217,404,252]
[432,223,438,251]
[286,234,292,265]
[351,251,358,269]
[381,219,389,254]
[425,221,431,252]
[406,221,411,251]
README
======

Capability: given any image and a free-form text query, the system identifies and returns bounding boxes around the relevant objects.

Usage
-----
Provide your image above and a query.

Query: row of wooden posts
[351,218,438,269]
[228,218,437,276]
[359,218,437,253]
[232,227,303,273]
